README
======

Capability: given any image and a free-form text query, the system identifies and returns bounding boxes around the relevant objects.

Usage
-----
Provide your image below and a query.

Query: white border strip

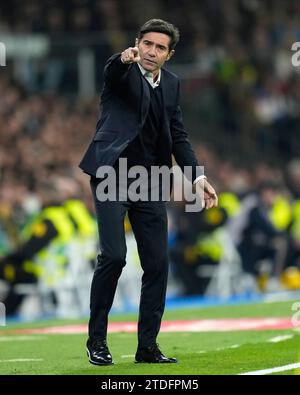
[239,362,300,375]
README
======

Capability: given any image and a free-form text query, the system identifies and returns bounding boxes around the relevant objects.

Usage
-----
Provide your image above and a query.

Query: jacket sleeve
[103,53,133,86]
[170,81,203,183]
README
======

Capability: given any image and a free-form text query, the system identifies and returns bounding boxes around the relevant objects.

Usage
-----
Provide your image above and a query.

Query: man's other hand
[194,178,218,209]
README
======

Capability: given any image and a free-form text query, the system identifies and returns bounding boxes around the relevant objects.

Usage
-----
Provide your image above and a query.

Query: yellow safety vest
[290,200,300,239]
[269,195,292,231]
[183,230,224,264]
[64,199,96,237]
[23,206,75,283]
[195,231,223,262]
[218,192,240,218]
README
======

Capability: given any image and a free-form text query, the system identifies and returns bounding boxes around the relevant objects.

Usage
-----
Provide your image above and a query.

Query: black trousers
[89,176,169,348]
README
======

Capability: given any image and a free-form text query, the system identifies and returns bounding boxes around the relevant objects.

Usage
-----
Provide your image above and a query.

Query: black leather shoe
[135,343,177,363]
[86,339,114,366]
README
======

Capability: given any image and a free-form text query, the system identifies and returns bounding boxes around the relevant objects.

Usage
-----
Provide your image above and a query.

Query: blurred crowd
[0,74,95,208]
[1,0,300,318]
[2,0,300,160]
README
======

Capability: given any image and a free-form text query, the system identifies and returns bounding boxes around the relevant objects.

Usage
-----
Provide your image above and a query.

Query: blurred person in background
[0,179,71,315]
[169,199,228,296]
[0,177,96,317]
[283,160,300,276]
[228,180,288,292]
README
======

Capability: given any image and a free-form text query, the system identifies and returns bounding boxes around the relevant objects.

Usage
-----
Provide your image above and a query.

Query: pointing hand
[121,39,141,64]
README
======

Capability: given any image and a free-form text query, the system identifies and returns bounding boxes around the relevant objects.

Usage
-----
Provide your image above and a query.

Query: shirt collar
[137,63,161,89]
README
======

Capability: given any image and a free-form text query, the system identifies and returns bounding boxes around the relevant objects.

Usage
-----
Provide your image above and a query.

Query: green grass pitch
[0,300,300,375]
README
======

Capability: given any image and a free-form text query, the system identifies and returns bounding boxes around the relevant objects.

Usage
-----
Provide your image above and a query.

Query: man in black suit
[79,19,218,365]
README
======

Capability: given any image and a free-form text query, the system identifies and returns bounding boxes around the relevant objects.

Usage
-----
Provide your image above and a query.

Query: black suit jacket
[79,54,201,182]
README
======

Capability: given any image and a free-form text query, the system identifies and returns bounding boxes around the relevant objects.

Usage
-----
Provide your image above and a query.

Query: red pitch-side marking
[3,318,294,335]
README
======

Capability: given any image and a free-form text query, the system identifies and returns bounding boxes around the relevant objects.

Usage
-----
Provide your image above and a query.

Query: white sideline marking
[216,344,240,351]
[197,344,240,354]
[239,362,300,375]
[121,355,135,358]
[0,336,45,342]
[0,358,43,363]
[267,335,294,343]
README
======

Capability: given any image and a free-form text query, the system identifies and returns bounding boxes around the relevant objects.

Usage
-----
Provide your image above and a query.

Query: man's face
[137,32,174,74]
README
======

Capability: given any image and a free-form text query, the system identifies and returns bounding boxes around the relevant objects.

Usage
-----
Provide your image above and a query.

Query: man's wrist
[193,175,207,185]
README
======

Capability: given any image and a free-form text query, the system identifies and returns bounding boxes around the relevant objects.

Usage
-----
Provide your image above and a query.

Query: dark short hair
[138,19,180,51]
